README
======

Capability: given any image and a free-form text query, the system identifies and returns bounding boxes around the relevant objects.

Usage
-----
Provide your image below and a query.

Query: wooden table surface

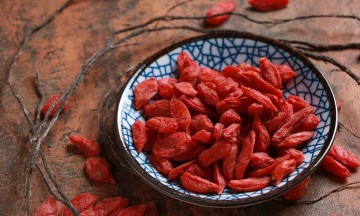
[0,0,359,215]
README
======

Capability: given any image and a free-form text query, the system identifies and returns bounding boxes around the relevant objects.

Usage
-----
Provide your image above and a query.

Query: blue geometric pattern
[116,38,332,201]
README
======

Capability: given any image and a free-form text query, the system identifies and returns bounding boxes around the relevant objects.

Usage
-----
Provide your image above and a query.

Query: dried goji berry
[219,109,242,126]
[213,123,225,141]
[145,117,178,134]
[41,94,70,118]
[61,193,97,216]
[226,88,244,99]
[272,106,313,143]
[134,78,158,110]
[174,82,198,97]
[191,114,214,132]
[178,62,200,85]
[223,143,238,181]
[247,103,265,118]
[34,196,62,216]
[241,86,278,112]
[284,176,311,201]
[228,176,271,192]
[196,82,221,106]
[249,152,275,168]
[322,155,351,178]
[143,128,156,152]
[198,67,225,86]
[274,131,314,148]
[213,162,227,194]
[247,155,290,178]
[287,95,312,112]
[216,97,243,114]
[276,65,296,82]
[222,123,241,139]
[264,93,280,107]
[150,153,174,175]
[168,159,197,180]
[85,157,116,185]
[259,57,282,89]
[217,77,239,96]
[237,62,262,74]
[157,77,177,99]
[248,0,289,11]
[171,141,205,161]
[131,120,147,153]
[266,98,293,134]
[192,130,213,144]
[152,132,191,158]
[117,204,147,216]
[144,99,171,118]
[234,131,256,179]
[178,51,195,74]
[198,137,235,167]
[180,172,221,194]
[81,197,129,216]
[328,144,360,169]
[69,135,101,157]
[222,65,243,80]
[293,114,319,132]
[204,1,236,26]
[186,163,214,181]
[271,159,296,185]
[278,148,304,165]
[252,115,270,152]
[180,95,218,119]
[169,97,191,131]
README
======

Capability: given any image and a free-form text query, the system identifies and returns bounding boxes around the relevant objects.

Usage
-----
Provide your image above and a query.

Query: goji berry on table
[204,1,236,26]
[144,99,171,118]
[234,131,256,179]
[328,144,360,169]
[248,0,289,12]
[69,135,101,157]
[271,159,296,185]
[228,176,271,192]
[321,155,351,178]
[249,152,275,168]
[85,157,116,185]
[117,204,147,216]
[34,196,62,216]
[81,197,129,216]
[284,176,311,201]
[146,117,178,134]
[259,57,282,89]
[180,172,221,194]
[131,120,147,153]
[41,94,70,118]
[61,193,97,216]
[134,78,158,110]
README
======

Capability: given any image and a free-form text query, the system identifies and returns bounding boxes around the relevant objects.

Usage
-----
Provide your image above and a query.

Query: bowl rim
[114,31,338,208]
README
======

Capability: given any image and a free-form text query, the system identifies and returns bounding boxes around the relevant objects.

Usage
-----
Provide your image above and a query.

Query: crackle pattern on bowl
[117,37,331,201]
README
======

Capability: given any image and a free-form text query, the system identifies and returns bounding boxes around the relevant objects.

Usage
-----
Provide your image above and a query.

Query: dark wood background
[0,0,359,215]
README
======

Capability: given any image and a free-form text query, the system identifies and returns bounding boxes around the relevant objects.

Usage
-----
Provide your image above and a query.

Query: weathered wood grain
[0,0,359,215]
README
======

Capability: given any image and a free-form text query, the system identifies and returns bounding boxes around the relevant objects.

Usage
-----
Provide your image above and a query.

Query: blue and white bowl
[115,31,338,207]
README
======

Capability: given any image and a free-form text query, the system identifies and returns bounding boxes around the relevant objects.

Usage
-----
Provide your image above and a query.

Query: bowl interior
[116,33,337,207]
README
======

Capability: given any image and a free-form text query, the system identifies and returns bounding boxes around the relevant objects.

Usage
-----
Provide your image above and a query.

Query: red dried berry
[134,78,158,110]
[219,109,242,126]
[248,0,289,12]
[85,157,116,185]
[144,99,171,118]
[146,117,178,134]
[131,120,147,153]
[61,193,97,216]
[41,94,70,118]
[157,78,177,99]
[284,176,311,201]
[34,196,62,216]
[228,176,271,192]
[204,1,236,26]
[69,135,101,157]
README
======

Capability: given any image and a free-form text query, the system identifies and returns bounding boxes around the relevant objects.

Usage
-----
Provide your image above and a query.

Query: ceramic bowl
[115,31,338,207]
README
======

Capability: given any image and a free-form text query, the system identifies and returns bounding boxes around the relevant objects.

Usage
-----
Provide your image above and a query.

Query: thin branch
[276,181,360,204]
[114,12,360,35]
[9,85,34,129]
[35,70,45,125]
[303,52,360,85]
[339,122,360,140]
[281,39,360,52]
[35,163,79,215]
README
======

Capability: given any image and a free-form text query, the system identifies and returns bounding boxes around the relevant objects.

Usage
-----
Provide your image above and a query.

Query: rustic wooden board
[0,0,359,215]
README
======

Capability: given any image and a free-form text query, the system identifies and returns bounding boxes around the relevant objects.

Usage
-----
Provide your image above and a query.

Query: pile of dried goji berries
[34,193,157,216]
[132,51,360,197]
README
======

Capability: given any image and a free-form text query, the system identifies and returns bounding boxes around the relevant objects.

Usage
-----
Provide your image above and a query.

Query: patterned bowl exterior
[115,32,337,207]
